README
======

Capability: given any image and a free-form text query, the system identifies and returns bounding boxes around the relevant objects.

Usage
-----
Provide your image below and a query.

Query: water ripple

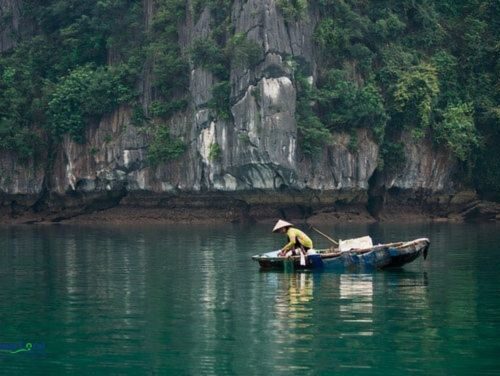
[0,223,499,374]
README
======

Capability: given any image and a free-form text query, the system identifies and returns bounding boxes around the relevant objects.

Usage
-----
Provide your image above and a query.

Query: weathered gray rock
[1,0,484,222]
[0,151,44,196]
[459,200,500,222]
[51,106,140,193]
[297,129,379,191]
[385,133,456,192]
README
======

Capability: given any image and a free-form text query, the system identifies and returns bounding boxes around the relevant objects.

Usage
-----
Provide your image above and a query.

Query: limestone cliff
[1,0,492,223]
[0,0,20,52]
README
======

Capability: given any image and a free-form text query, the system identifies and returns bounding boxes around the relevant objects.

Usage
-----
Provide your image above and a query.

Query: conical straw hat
[272,219,293,232]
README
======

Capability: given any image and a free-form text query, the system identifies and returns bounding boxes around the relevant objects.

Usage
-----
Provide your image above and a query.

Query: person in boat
[273,220,313,257]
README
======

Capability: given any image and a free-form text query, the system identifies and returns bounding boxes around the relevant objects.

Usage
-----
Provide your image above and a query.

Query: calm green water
[0,222,499,375]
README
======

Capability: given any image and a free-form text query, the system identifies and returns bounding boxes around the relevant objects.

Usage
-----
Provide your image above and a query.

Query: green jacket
[282,227,313,251]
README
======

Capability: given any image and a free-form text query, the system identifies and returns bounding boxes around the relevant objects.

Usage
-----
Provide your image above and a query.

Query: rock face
[0,151,45,219]
[0,0,21,52]
[0,0,484,222]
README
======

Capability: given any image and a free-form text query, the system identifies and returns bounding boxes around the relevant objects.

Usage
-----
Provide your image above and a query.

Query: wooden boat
[252,238,430,271]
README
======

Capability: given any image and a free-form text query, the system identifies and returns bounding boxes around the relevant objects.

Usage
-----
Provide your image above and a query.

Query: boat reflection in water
[260,269,431,373]
[266,272,315,373]
[275,273,314,319]
[339,274,374,337]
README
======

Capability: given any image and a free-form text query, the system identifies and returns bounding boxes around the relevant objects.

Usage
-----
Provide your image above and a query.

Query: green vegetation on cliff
[0,0,498,197]
[308,0,497,195]
[0,0,143,153]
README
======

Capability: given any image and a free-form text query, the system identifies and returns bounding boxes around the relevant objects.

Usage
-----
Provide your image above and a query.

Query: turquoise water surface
[0,222,499,375]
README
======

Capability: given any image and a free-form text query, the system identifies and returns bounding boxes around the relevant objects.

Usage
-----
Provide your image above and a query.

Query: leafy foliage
[393,63,439,138]
[209,81,232,121]
[0,0,144,155]
[190,38,228,80]
[190,33,262,77]
[0,41,46,159]
[47,64,135,142]
[316,69,387,141]
[147,124,186,166]
[295,73,331,157]
[147,0,189,107]
[227,33,262,70]
[149,99,188,119]
[208,143,222,161]
[433,103,480,162]
[1,0,499,197]
[311,0,499,194]
[277,0,308,22]
[379,141,406,173]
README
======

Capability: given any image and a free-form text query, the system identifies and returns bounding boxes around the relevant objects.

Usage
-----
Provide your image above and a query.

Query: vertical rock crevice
[367,168,385,220]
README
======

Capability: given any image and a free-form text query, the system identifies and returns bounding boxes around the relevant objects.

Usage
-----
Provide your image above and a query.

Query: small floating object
[252,238,430,271]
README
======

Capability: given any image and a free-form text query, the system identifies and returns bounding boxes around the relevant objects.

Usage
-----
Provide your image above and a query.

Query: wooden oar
[309,225,339,246]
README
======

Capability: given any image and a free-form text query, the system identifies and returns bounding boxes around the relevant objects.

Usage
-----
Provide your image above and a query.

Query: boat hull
[252,238,430,271]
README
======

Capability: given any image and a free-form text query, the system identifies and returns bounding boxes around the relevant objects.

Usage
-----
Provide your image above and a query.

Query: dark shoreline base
[1,190,499,224]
